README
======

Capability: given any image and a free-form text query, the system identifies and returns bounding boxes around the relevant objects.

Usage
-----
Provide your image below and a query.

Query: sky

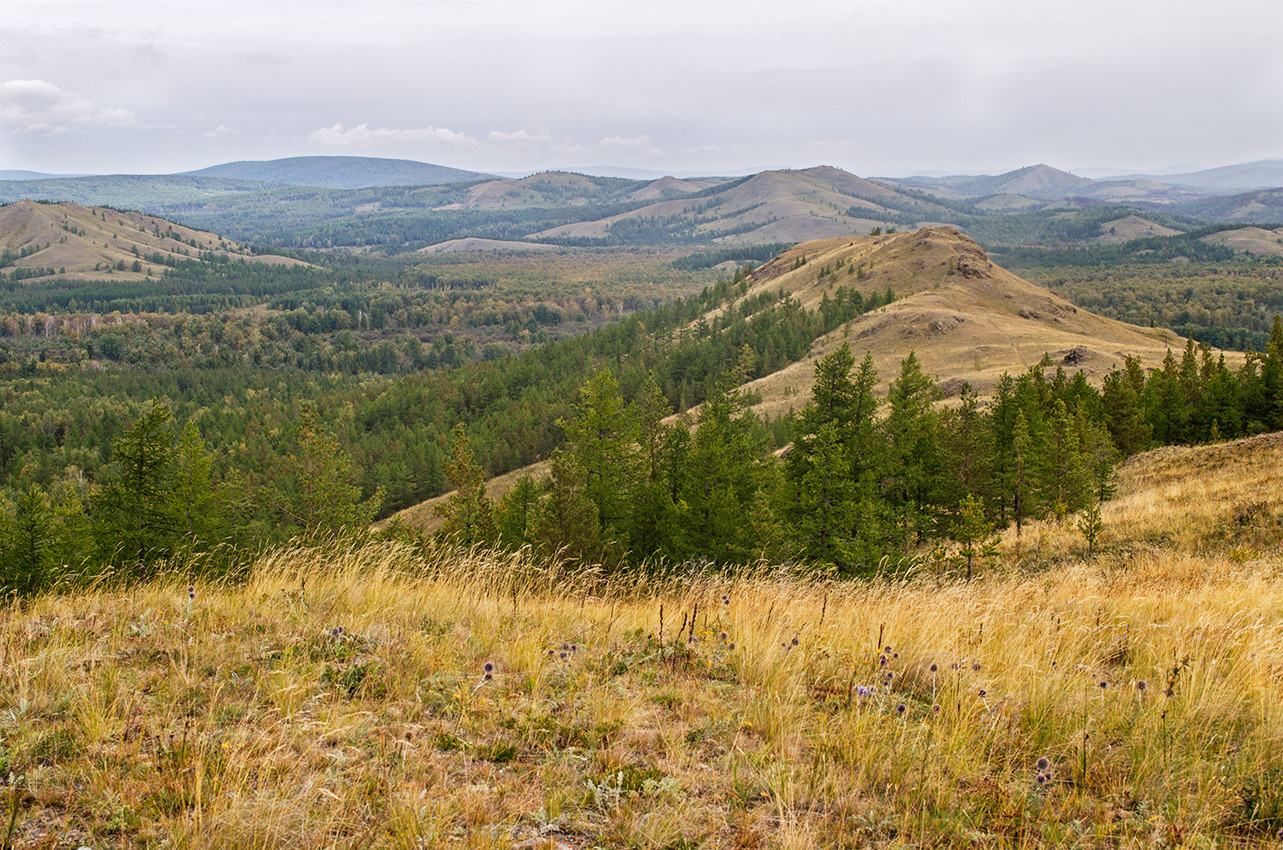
[1,0,1280,178]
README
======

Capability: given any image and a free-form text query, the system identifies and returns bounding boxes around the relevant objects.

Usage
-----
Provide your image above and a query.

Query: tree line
[437,320,1283,574]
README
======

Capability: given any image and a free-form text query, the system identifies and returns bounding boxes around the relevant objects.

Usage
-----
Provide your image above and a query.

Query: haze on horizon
[1,0,1280,179]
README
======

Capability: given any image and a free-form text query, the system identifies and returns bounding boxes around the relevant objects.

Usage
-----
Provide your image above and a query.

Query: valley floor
[1,434,1281,849]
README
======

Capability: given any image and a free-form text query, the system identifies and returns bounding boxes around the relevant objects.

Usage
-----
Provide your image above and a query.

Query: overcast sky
[2,0,1280,177]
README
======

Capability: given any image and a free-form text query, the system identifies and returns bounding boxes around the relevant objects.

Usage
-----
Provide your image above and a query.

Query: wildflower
[1136,680,1147,692]
[978,688,987,698]
[879,655,888,667]
[187,585,195,601]
[558,651,569,661]
[483,672,493,681]
[892,652,899,659]
[932,704,941,714]
[330,626,342,637]
[972,662,981,672]
[1036,756,1050,772]
[884,670,895,682]
[1036,773,1049,786]
[483,661,494,674]
[719,631,728,642]
[570,644,579,653]
[884,645,892,654]
[728,642,736,650]
[547,649,555,658]
[896,703,907,715]
[561,642,570,651]
[929,663,939,673]
[951,662,959,670]
[721,594,730,606]
[790,637,799,647]
[1099,680,1108,690]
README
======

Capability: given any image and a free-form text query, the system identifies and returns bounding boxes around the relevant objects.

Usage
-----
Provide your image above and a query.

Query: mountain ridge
[0,199,310,281]
[182,155,494,189]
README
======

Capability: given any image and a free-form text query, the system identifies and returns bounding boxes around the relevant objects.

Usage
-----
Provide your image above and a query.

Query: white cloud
[593,134,662,159]
[0,79,135,135]
[203,124,239,139]
[307,122,476,151]
[304,121,669,168]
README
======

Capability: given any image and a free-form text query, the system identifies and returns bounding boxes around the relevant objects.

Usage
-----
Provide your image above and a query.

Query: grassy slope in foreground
[2,433,1281,848]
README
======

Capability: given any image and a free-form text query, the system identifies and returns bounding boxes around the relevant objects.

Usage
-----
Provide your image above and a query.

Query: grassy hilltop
[1,433,1280,848]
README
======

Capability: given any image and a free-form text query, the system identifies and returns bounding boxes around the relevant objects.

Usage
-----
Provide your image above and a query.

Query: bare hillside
[734,228,1188,419]
[0,199,310,281]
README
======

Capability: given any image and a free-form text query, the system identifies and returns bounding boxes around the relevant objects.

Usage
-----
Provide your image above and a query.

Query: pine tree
[95,401,180,576]
[882,352,944,545]
[436,425,496,547]
[950,494,998,582]
[281,410,383,539]
[678,377,768,565]
[1101,361,1149,456]
[495,474,539,550]
[3,486,53,595]
[171,421,222,553]
[561,370,641,542]
[531,450,601,565]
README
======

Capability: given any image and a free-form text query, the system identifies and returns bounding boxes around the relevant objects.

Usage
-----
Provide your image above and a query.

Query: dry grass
[0,200,311,282]
[1200,227,1283,258]
[735,228,1197,421]
[3,435,1282,849]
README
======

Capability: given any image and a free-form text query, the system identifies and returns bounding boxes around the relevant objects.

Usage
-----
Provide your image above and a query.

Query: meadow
[1,433,1280,848]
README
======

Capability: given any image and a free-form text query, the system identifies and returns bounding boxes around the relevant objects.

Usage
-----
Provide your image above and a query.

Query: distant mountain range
[181,156,493,188]
[888,160,1283,198]
[2,157,1280,251]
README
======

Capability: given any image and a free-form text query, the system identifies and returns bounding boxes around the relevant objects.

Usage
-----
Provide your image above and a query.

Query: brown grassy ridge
[3,433,1282,849]
[0,200,311,282]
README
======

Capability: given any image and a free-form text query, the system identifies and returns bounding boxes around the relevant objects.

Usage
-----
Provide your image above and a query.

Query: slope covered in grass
[2,433,1281,848]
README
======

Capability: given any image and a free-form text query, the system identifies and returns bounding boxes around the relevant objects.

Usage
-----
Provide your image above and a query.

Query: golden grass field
[2,432,1281,849]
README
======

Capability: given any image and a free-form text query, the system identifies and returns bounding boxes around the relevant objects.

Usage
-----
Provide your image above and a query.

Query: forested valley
[3,226,1283,594]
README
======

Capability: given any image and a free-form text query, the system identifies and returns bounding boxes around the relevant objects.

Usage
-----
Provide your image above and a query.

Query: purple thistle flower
[483,661,494,673]
[1036,756,1050,772]
[896,703,907,715]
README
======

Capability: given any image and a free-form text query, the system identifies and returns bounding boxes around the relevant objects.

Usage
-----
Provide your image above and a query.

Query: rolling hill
[386,226,1191,533]
[183,155,493,188]
[530,166,961,244]
[0,199,309,281]
[0,174,279,210]
[893,164,1093,199]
